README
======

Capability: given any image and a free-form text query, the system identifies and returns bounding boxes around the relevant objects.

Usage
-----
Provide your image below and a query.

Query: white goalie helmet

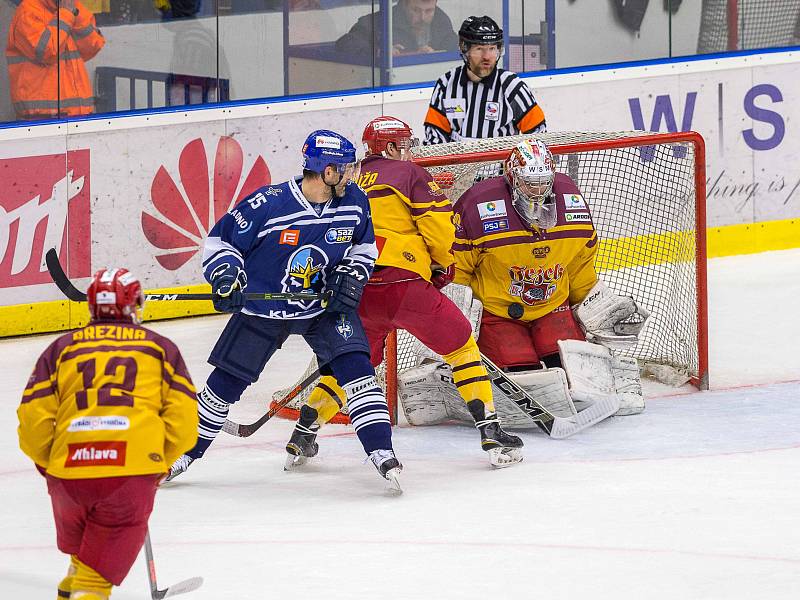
[504,139,557,229]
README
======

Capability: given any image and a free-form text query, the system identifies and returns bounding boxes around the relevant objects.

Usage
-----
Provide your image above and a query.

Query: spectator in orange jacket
[6,0,105,120]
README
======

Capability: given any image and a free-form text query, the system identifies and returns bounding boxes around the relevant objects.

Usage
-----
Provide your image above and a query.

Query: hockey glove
[209,263,247,313]
[324,263,368,313]
[573,280,650,350]
[430,263,455,289]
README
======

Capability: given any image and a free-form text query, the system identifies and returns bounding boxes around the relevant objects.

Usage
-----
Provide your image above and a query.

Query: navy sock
[329,352,393,455]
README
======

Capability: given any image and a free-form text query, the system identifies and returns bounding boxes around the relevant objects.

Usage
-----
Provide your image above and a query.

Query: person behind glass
[424,15,546,144]
[154,0,201,20]
[335,0,458,57]
[5,0,105,120]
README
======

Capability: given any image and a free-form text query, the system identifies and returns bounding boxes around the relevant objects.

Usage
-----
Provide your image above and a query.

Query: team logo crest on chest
[508,263,565,306]
[281,245,330,310]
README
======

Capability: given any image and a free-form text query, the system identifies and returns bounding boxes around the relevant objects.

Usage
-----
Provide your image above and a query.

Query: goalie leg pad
[398,362,472,425]
[557,339,616,399]
[558,339,643,417]
[508,368,576,420]
[612,355,645,415]
[556,339,620,423]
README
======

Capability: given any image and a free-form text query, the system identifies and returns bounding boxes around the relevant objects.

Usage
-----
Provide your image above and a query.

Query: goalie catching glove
[325,262,368,313]
[209,263,247,313]
[573,280,650,350]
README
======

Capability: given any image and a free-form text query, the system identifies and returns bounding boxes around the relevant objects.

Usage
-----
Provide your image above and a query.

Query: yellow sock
[56,555,79,599]
[70,557,112,599]
[443,337,495,413]
[306,375,346,424]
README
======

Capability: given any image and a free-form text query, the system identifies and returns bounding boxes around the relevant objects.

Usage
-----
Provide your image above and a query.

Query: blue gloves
[325,262,368,313]
[209,263,247,313]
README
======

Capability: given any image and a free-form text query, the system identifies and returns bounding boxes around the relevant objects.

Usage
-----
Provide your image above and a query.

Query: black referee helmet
[458,15,504,50]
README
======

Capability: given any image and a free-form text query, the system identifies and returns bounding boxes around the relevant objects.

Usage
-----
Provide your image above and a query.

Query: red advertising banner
[0,150,91,288]
[142,136,271,270]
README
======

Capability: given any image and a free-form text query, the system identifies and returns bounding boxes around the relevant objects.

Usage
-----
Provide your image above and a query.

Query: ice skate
[284,405,320,471]
[368,449,403,495]
[165,454,194,482]
[467,400,524,468]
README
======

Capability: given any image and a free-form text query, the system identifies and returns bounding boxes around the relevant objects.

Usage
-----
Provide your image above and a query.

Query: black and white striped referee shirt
[423,65,546,144]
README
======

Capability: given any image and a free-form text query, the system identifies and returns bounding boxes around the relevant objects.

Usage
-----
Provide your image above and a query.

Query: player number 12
[74,357,138,409]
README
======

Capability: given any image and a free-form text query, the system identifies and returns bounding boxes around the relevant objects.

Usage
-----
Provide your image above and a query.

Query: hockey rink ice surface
[2,249,800,599]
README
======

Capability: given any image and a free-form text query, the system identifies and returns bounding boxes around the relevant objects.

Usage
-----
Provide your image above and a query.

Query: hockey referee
[423,15,547,144]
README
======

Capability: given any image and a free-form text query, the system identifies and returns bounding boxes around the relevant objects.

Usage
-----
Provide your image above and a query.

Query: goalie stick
[221,366,322,437]
[144,530,203,599]
[480,354,619,439]
[226,351,614,440]
[45,249,324,303]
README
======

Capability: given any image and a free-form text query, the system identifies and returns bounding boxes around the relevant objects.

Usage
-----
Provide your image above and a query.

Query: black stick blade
[45,248,87,302]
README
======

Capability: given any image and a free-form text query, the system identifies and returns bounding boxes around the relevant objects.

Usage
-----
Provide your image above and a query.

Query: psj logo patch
[482,219,509,233]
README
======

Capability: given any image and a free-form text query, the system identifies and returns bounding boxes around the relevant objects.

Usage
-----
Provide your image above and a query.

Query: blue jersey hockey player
[167,130,402,492]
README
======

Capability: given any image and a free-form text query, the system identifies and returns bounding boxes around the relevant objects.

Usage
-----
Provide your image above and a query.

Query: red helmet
[87,268,145,323]
[362,116,418,158]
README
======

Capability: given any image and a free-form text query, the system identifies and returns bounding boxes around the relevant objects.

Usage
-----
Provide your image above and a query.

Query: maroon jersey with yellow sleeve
[453,173,598,322]
[17,322,198,479]
[357,154,455,281]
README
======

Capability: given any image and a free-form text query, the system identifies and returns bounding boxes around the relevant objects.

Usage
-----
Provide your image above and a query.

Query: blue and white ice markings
[201,177,377,320]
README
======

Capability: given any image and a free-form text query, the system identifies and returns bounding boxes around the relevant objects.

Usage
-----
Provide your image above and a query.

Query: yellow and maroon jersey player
[356,117,455,282]
[453,173,598,320]
[286,116,525,470]
[17,267,198,600]
[452,139,599,369]
[18,289,198,480]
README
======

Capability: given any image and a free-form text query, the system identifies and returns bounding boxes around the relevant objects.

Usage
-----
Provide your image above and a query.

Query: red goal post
[270,130,709,424]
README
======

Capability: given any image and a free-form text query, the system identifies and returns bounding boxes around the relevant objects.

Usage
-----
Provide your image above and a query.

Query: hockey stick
[221,366,322,437]
[480,354,619,439]
[221,352,614,439]
[144,530,203,599]
[45,248,324,303]
[480,355,554,435]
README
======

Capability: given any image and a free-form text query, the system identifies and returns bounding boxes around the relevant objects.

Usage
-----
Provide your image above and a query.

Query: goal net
[698,0,800,53]
[270,130,708,425]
